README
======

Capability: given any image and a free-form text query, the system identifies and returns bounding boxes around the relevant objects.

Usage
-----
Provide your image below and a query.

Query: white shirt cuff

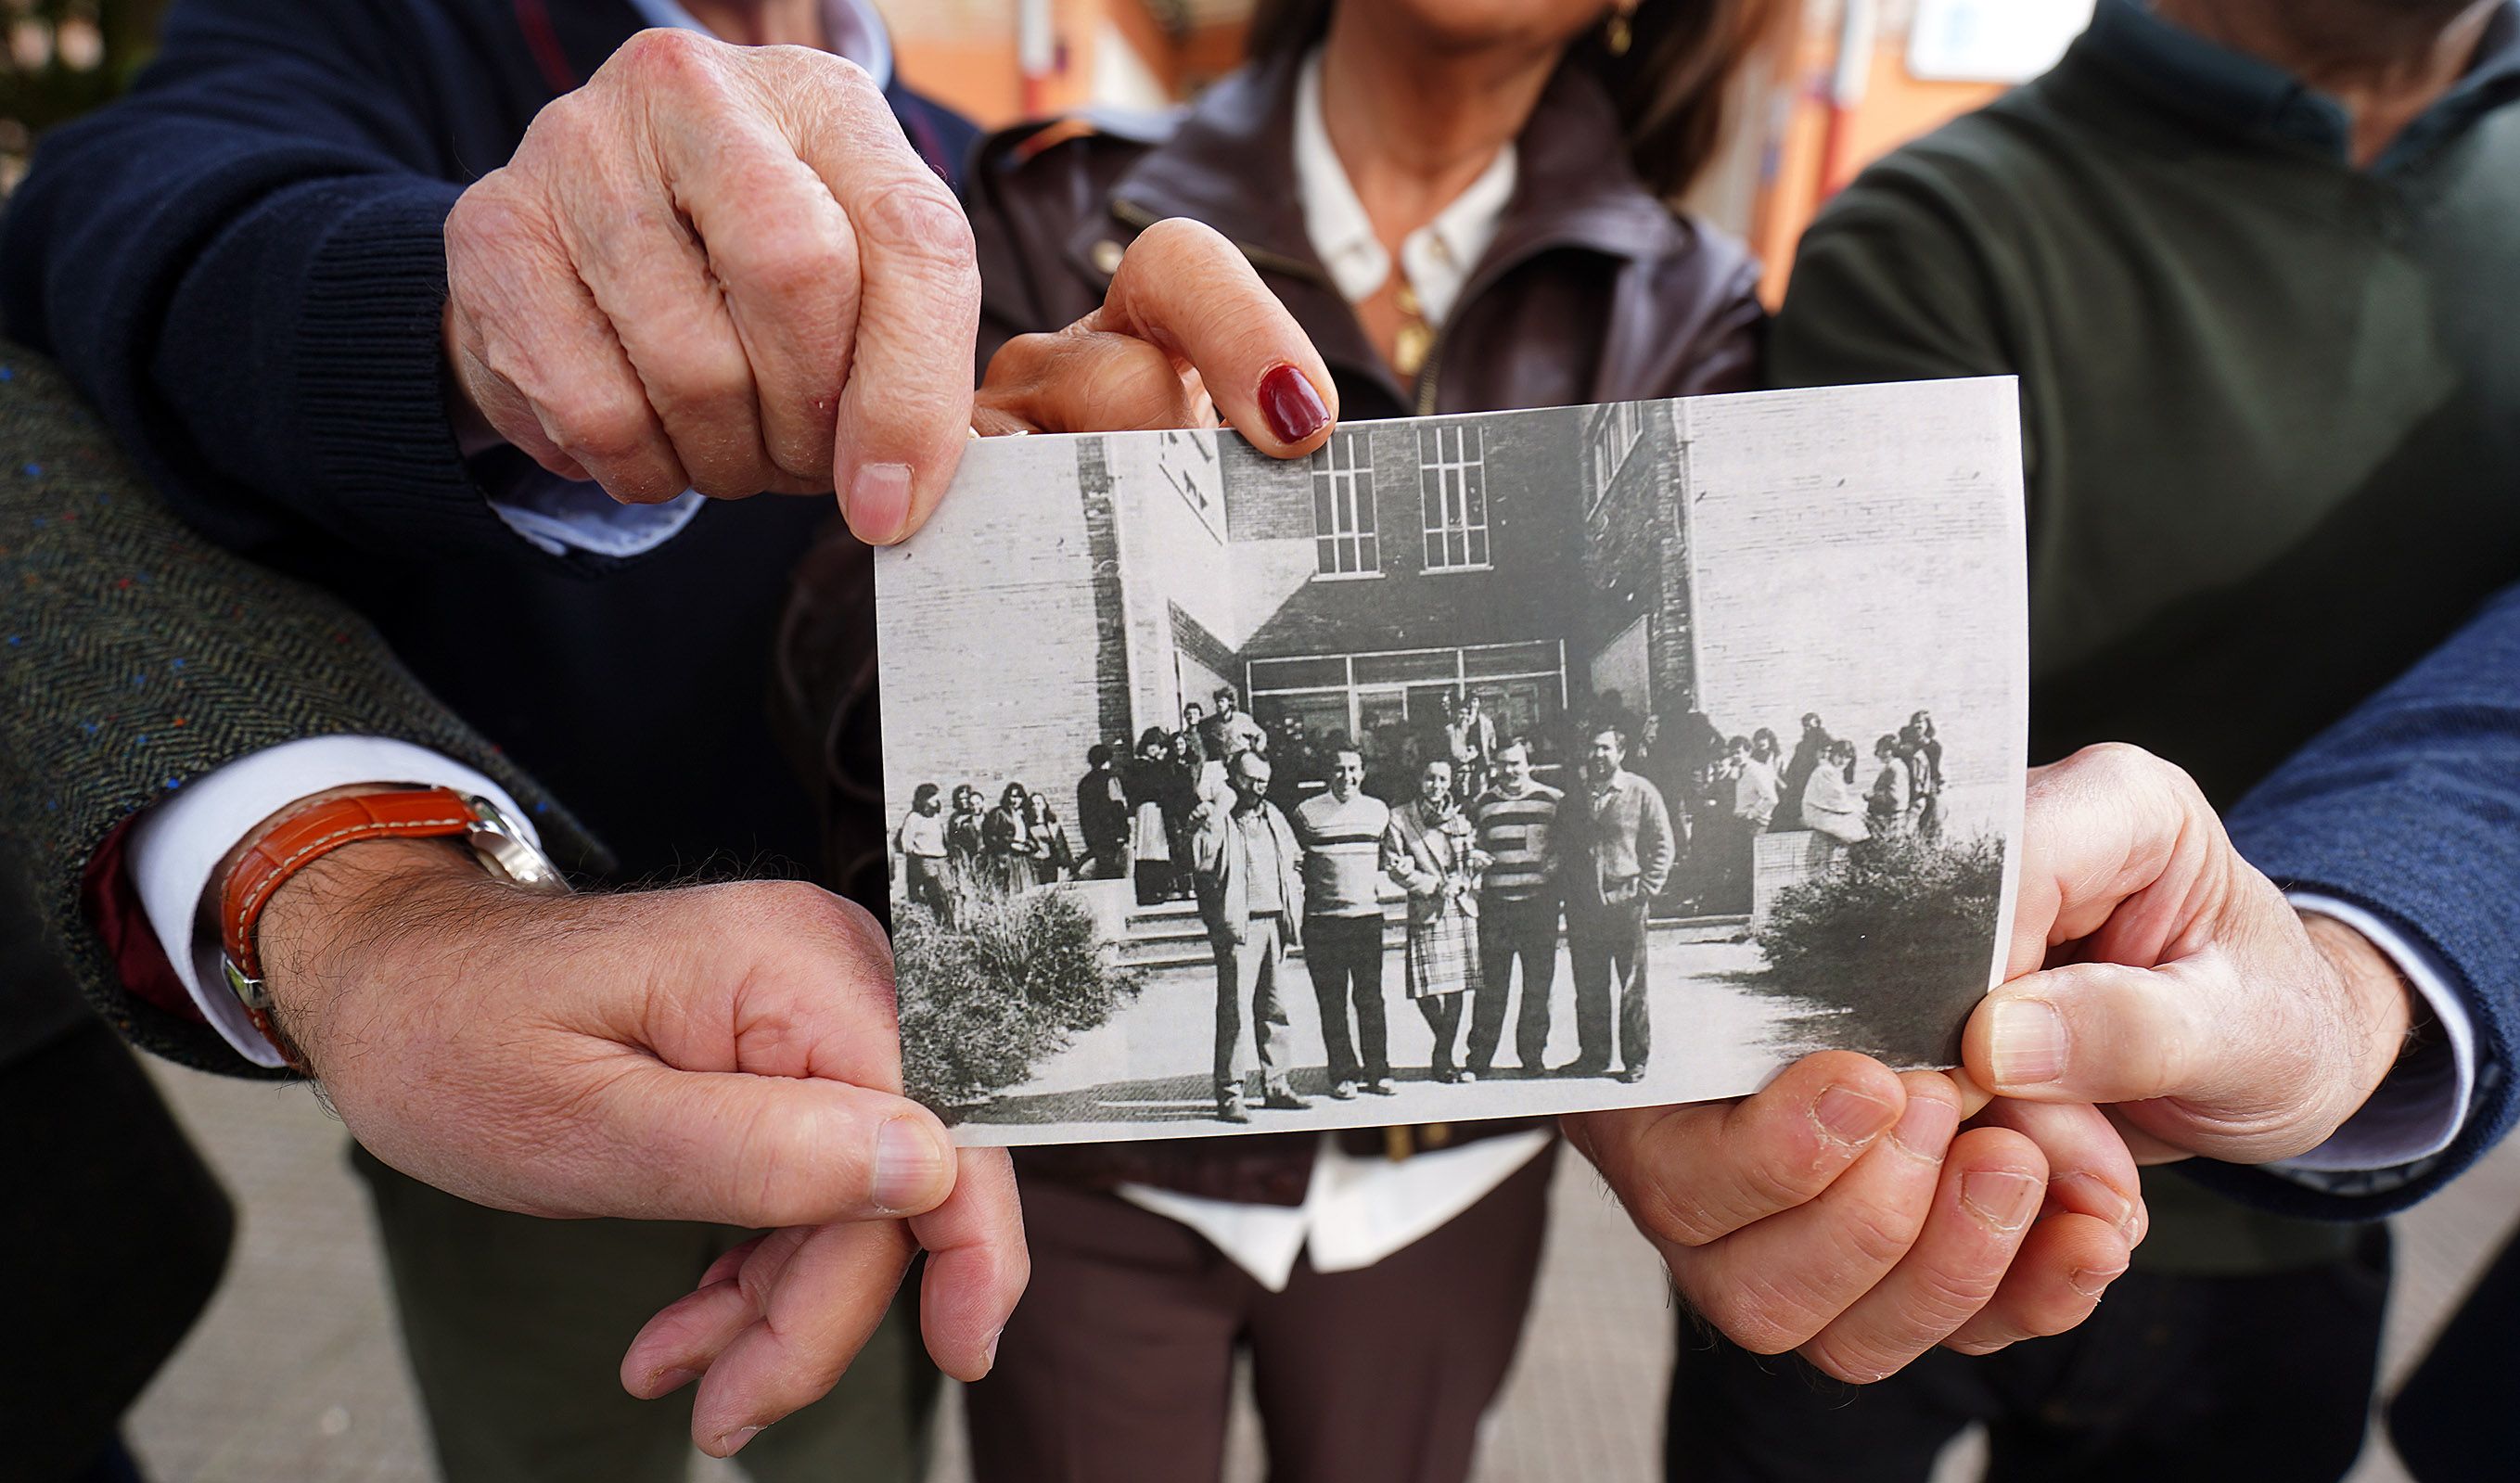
[2271,892,2477,1177]
[485,467,706,559]
[123,736,539,1068]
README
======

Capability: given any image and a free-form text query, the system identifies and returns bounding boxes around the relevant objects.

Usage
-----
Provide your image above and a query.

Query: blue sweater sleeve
[2183,580,2520,1219]
[0,0,538,557]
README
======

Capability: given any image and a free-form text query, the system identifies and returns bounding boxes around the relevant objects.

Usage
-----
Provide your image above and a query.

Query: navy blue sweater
[2196,580,2520,1218]
[0,0,975,880]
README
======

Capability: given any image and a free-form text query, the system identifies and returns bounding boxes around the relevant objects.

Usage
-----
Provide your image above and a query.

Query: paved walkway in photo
[953,929,1825,1136]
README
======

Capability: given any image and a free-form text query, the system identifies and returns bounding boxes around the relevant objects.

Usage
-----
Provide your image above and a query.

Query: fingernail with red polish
[846,462,914,545]
[1258,364,1329,445]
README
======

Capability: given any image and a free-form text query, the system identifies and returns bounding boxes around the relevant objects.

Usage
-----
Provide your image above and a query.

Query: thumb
[1966,959,2209,1106]
[586,1061,959,1228]
[1964,949,2340,1162]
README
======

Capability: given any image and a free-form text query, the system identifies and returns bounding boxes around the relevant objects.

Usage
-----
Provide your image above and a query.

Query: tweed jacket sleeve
[2179,579,2520,1218]
[0,350,605,1076]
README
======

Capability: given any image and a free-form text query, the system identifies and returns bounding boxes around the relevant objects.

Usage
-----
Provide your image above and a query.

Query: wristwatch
[216,785,567,1062]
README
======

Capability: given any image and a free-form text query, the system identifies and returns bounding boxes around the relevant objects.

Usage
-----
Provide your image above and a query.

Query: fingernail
[874,1118,948,1213]
[1961,1170,2044,1232]
[648,1365,700,1394]
[1887,1093,1959,1161]
[1813,1085,1899,1144]
[717,1425,764,1456]
[1989,999,2066,1085]
[846,461,914,545]
[2056,1172,2135,1241]
[983,1327,1004,1373]
[1258,364,1329,444]
[2069,1262,2128,1298]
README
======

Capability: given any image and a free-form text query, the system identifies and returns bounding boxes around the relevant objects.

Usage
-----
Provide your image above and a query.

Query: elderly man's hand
[441,29,979,543]
[1565,743,2424,1383]
[255,837,1025,1459]
[973,217,1337,456]
[1565,1058,2143,1383]
[1968,743,2417,1162]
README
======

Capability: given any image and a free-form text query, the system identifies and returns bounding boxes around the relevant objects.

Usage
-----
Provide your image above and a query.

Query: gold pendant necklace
[1393,280,1433,378]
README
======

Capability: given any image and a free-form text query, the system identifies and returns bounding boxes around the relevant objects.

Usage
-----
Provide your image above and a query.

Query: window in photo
[1311,428,1378,577]
[1417,422,1490,570]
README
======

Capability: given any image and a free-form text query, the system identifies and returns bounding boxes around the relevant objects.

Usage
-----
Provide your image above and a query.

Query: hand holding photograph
[875,377,2028,1144]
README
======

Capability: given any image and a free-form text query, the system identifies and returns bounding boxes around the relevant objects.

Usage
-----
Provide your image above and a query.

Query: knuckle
[852,178,977,274]
[1125,213,1231,268]
[1728,1153,1825,1229]
[816,52,884,100]
[546,391,655,468]
[519,89,604,164]
[1692,1283,1809,1357]
[750,881,892,971]
[1835,1197,1925,1272]
[612,24,720,90]
[1900,1259,2005,1336]
[1800,1337,1903,1387]
[730,223,852,306]
[444,174,544,262]
[1628,1172,1725,1250]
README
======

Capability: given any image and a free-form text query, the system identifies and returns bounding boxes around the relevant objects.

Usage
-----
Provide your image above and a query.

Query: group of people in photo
[894,687,1951,1117]
[1186,710,1678,1119]
[896,680,1925,1121]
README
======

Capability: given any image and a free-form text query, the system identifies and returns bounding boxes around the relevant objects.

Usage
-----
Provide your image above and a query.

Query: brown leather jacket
[967,47,1765,420]
[946,46,1768,1203]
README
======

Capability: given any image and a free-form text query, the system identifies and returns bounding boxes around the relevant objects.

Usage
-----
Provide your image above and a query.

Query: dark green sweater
[1773,0,2520,1272]
[1774,0,2520,812]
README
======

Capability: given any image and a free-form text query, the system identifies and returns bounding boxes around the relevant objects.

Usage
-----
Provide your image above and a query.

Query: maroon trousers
[966,1145,1557,1483]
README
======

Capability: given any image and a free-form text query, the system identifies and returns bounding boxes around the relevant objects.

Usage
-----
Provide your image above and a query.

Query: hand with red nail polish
[1566,1052,2141,1384]
[1966,743,2417,1165]
[973,217,1338,457]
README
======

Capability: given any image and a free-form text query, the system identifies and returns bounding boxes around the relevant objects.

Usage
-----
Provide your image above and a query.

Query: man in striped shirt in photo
[1292,748,1396,1099]
[1468,736,1563,1078]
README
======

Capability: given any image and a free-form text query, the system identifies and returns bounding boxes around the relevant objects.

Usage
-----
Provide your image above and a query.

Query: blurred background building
[0,0,2097,303]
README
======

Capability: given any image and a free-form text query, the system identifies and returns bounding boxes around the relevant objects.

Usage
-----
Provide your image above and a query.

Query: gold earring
[1605,6,1633,57]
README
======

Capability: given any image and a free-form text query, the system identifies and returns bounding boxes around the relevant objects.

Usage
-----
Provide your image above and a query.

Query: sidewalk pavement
[127,1048,2520,1483]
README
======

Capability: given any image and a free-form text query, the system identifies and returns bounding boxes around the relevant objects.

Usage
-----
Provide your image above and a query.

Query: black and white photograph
[876,377,2028,1144]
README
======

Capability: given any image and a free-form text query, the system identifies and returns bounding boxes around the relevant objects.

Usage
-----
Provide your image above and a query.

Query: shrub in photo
[894,883,1143,1114]
[895,904,1052,1112]
[1756,831,2004,1066]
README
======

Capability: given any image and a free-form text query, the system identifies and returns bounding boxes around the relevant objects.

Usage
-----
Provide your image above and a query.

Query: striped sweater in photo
[1291,790,1391,917]
[1473,784,1562,899]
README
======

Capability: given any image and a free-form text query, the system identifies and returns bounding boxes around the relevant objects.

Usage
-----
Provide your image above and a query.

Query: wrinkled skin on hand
[1565,743,2416,1382]
[258,838,1026,1458]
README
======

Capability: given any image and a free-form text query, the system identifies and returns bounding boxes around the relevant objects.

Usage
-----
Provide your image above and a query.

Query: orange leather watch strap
[218,786,482,1059]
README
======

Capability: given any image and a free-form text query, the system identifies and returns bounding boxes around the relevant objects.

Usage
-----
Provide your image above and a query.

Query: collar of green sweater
[2078,0,2520,173]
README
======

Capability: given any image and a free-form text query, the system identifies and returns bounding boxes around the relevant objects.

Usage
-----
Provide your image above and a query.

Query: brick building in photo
[878,383,2020,857]
[876,402,1712,810]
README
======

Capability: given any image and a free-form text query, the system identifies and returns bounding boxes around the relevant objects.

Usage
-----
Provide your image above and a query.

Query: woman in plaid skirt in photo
[1383,758,1491,1083]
